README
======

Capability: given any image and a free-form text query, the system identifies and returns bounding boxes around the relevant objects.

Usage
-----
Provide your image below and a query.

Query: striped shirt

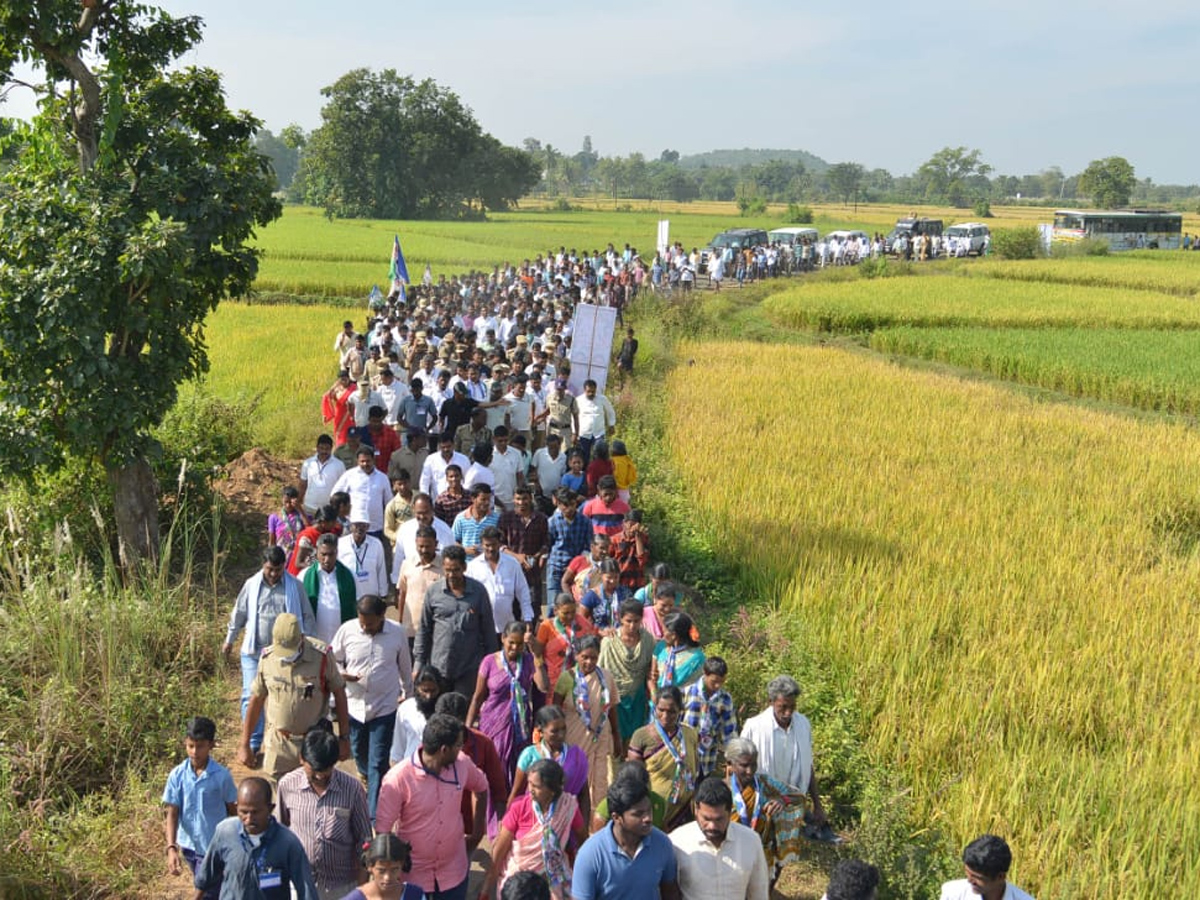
[276,767,371,890]
[581,496,631,538]
[682,682,739,777]
[452,509,501,552]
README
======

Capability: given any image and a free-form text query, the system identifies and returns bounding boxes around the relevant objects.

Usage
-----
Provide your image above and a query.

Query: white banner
[567,303,618,396]
[657,219,670,257]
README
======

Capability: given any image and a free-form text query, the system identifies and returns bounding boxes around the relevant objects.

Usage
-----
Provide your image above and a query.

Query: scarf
[534,798,569,891]
[553,617,577,670]
[274,507,308,552]
[573,666,609,742]
[501,652,530,741]
[660,645,679,687]
[652,719,694,805]
[694,687,713,751]
[730,772,762,831]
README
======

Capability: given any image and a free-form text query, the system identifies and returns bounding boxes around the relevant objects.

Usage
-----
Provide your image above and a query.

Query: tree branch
[28,4,104,171]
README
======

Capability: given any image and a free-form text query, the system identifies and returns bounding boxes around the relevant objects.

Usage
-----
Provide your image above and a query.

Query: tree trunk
[107,455,159,568]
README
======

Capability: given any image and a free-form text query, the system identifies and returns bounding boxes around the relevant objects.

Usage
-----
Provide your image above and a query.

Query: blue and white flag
[389,234,410,285]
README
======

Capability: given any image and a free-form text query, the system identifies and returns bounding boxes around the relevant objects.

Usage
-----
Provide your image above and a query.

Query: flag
[422,263,432,286]
[389,234,410,285]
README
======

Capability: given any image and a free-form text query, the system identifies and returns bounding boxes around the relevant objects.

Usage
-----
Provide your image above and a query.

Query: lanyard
[414,751,461,788]
[730,772,762,831]
[354,541,369,571]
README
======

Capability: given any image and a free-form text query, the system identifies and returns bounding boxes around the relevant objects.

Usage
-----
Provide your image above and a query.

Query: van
[888,217,943,254]
[768,227,819,247]
[945,222,990,255]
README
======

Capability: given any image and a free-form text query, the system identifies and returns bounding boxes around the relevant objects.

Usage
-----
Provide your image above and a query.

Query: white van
[945,222,990,256]
[768,227,819,247]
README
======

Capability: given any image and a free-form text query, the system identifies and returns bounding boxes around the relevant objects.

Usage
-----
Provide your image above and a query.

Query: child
[536,591,596,686]
[681,656,739,778]
[340,833,425,900]
[609,439,637,504]
[560,451,586,496]
[584,441,613,498]
[579,559,631,635]
[163,716,237,898]
[383,469,415,547]
[267,485,311,555]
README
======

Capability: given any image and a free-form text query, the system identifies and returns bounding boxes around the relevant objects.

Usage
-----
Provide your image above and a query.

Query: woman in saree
[482,758,587,900]
[649,611,705,691]
[597,598,655,745]
[468,620,550,786]
[509,705,591,827]
[553,634,622,816]
[321,369,355,446]
[723,735,808,881]
[537,591,596,688]
[626,685,700,830]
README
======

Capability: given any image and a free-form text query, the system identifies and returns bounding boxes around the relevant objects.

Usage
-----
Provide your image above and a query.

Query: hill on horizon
[678,148,830,172]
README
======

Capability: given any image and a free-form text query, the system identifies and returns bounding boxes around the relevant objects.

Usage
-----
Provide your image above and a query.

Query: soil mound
[214,448,299,532]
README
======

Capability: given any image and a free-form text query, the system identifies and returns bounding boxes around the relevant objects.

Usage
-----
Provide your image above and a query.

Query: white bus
[1051,209,1182,251]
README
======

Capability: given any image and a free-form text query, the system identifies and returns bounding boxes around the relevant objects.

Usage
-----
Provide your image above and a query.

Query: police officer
[237,613,352,782]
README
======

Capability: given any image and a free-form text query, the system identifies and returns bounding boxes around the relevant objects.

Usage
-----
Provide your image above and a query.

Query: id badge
[258,869,282,890]
[356,568,369,580]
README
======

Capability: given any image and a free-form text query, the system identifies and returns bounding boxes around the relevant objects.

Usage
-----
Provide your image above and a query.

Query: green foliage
[854,772,957,899]
[785,203,814,224]
[738,195,768,216]
[254,126,301,190]
[990,226,1043,259]
[827,162,866,205]
[296,68,538,219]
[917,147,992,207]
[972,198,992,218]
[0,1,281,559]
[1078,156,1137,208]
[856,256,914,280]
[1050,237,1110,258]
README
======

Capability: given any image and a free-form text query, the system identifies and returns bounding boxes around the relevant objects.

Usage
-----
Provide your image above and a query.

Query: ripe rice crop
[668,341,1200,900]
[968,254,1200,298]
[871,326,1200,415]
[762,276,1200,332]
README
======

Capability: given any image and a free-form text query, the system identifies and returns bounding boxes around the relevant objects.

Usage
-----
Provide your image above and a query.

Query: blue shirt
[162,758,237,855]
[195,817,319,900]
[452,509,501,550]
[580,585,631,630]
[572,822,678,900]
[547,510,593,574]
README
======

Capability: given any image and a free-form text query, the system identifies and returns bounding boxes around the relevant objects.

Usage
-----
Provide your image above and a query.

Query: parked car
[768,227,819,247]
[945,222,990,255]
[700,228,769,268]
[887,217,943,254]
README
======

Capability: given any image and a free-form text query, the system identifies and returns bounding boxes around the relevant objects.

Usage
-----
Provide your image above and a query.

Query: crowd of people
[163,245,1034,900]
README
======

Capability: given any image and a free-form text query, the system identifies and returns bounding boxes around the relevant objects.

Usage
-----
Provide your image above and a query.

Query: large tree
[297,69,537,219]
[1078,156,1136,209]
[826,162,866,206]
[917,146,992,207]
[0,1,280,564]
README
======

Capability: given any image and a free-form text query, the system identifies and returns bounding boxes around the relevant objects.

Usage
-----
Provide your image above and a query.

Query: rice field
[762,276,1200,332]
[967,253,1200,298]
[667,341,1200,900]
[871,326,1200,415]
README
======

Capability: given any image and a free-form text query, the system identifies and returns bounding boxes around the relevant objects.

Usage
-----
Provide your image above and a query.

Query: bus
[1051,209,1182,250]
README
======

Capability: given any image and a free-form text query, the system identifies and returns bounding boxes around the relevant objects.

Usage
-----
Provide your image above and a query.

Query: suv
[888,217,943,254]
[944,222,990,255]
[701,228,769,268]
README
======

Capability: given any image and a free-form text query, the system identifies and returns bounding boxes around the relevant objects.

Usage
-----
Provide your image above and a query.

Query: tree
[1078,156,1137,208]
[296,69,535,219]
[917,147,992,207]
[254,127,301,190]
[826,162,866,206]
[0,1,281,564]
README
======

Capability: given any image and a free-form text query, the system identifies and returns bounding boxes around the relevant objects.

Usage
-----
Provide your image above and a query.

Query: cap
[271,613,303,655]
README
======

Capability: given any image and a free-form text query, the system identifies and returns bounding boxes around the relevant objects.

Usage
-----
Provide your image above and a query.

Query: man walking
[414,545,499,696]
[669,778,768,900]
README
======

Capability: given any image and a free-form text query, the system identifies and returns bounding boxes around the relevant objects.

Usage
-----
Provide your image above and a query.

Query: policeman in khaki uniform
[545,377,576,445]
[237,613,352,782]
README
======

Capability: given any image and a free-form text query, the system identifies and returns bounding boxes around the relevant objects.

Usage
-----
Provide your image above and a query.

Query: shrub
[972,198,993,218]
[551,198,574,212]
[990,226,1043,260]
[1050,237,1110,258]
[738,196,768,216]
[786,203,814,224]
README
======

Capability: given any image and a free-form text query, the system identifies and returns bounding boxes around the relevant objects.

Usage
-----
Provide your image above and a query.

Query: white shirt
[330,467,393,533]
[349,388,385,428]
[391,516,456,571]
[670,820,769,900]
[420,450,470,498]
[940,879,1035,900]
[741,708,813,794]
[390,696,428,765]
[530,448,567,496]
[466,552,533,632]
[574,393,616,439]
[504,392,534,432]
[331,618,413,723]
[337,534,390,599]
[298,454,346,514]
[314,566,344,645]
[490,447,523,508]
[377,381,409,425]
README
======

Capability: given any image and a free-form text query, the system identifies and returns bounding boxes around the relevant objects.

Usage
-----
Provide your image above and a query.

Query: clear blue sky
[3,0,1198,183]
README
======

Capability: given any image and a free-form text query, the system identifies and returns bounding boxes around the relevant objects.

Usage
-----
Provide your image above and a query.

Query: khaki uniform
[251,637,346,782]
[545,393,576,444]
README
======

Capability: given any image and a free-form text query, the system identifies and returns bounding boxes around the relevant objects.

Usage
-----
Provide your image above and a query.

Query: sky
[3,1,1198,184]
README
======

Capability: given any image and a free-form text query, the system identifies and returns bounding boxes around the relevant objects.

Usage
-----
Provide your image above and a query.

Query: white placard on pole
[567,303,618,396]
[657,220,670,257]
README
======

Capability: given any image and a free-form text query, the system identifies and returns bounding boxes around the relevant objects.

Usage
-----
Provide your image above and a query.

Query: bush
[1050,237,1110,258]
[738,196,768,216]
[973,198,992,218]
[786,203,814,224]
[990,226,1043,260]
[551,198,575,212]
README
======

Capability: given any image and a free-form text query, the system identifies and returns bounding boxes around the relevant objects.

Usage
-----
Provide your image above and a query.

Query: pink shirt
[375,750,488,892]
[501,792,585,840]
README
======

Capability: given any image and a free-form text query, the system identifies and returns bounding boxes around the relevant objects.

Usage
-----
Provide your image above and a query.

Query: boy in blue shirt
[163,716,237,898]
